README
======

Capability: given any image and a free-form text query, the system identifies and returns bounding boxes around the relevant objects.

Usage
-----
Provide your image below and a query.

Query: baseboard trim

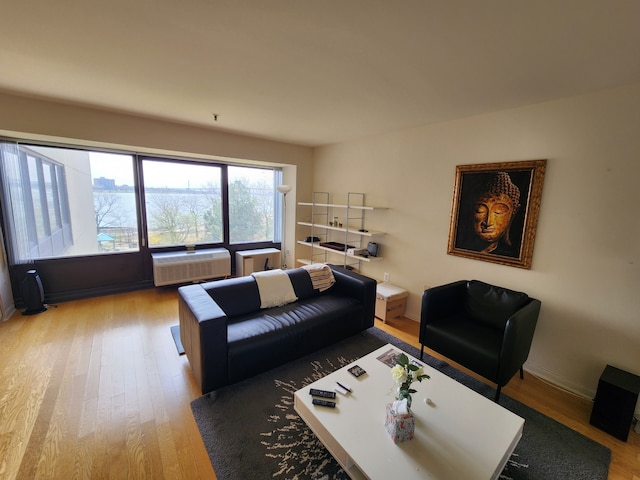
[524,363,595,401]
[44,281,155,305]
[1,304,16,321]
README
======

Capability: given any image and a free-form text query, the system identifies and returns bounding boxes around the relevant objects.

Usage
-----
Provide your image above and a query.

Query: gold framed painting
[447,159,547,269]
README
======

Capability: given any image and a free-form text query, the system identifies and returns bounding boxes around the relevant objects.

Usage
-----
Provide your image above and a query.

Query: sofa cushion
[464,280,529,330]
[286,268,317,300]
[252,269,298,308]
[227,294,360,344]
[203,267,321,318]
[204,276,261,317]
[226,294,363,382]
[423,314,503,381]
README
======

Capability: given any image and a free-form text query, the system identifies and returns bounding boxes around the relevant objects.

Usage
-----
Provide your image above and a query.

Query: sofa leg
[420,344,424,360]
[520,366,524,379]
[494,386,502,403]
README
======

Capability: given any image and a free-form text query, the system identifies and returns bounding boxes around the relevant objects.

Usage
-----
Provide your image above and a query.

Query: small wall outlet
[383,272,390,282]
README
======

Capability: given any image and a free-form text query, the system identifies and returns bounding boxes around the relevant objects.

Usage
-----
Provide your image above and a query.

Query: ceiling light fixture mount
[212,113,219,121]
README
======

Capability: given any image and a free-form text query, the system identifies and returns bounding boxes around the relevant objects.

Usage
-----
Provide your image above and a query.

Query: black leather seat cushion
[423,314,503,381]
[227,294,362,382]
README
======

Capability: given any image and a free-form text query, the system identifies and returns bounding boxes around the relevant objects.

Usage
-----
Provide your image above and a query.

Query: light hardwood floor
[0,288,638,479]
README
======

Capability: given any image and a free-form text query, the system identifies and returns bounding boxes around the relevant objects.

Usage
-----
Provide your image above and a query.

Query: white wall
[312,84,640,405]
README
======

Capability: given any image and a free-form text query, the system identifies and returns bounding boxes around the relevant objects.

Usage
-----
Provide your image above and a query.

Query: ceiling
[1,1,640,147]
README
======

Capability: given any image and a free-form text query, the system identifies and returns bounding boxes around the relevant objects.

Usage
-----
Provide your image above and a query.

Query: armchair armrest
[419,280,468,344]
[178,284,229,394]
[498,298,542,385]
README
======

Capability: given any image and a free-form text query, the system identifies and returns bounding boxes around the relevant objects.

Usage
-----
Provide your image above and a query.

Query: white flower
[391,364,407,382]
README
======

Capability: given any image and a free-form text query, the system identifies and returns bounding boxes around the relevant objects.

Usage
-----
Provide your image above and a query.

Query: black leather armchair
[419,280,541,402]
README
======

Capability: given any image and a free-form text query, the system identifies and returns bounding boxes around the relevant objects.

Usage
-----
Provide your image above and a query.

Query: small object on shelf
[319,241,355,252]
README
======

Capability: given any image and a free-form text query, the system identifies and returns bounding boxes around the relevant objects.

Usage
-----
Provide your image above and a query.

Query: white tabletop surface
[294,344,524,480]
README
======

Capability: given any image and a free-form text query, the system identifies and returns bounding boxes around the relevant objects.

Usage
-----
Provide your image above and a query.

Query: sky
[89,152,220,189]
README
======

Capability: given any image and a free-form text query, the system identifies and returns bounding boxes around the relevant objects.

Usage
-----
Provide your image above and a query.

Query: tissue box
[384,403,415,443]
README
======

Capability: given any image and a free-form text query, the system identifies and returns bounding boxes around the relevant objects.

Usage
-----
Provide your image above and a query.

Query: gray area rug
[191,328,611,479]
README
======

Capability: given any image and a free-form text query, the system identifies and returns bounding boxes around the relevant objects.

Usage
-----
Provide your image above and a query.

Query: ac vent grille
[151,248,230,286]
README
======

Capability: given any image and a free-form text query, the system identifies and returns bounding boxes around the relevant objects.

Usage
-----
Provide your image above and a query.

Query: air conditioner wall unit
[151,248,230,286]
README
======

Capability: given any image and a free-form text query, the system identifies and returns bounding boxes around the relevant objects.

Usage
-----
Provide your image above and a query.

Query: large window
[0,144,140,262]
[141,160,279,247]
[228,166,277,244]
[142,159,223,247]
[90,152,140,253]
[0,141,283,265]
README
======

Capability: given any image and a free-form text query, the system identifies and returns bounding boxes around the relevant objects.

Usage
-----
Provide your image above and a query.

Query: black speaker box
[589,365,640,441]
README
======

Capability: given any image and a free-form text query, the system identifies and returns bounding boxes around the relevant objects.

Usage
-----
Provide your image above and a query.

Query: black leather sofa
[419,280,541,402]
[179,265,377,394]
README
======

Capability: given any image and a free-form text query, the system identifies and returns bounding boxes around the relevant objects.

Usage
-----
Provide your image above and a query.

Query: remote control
[312,398,336,408]
[309,388,336,399]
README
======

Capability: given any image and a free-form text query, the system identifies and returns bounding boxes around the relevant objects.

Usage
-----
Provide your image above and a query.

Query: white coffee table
[294,344,524,480]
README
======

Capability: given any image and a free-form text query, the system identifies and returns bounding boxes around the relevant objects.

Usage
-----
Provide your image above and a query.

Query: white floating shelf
[298,202,387,211]
[296,241,382,262]
[297,221,385,237]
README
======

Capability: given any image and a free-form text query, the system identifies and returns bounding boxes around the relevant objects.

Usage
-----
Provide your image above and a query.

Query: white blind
[0,141,33,264]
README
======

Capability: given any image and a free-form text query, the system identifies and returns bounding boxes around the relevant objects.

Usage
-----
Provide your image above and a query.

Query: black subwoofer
[589,364,640,441]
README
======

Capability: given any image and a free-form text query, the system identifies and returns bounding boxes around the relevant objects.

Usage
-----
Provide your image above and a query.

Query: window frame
[140,155,282,251]
[1,143,284,262]
[0,140,286,305]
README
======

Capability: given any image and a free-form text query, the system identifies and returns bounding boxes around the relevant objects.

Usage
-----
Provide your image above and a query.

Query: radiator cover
[151,248,230,286]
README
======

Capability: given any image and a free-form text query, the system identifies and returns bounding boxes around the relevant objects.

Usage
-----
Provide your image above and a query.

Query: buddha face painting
[448,159,546,269]
[474,193,515,243]
[472,172,520,254]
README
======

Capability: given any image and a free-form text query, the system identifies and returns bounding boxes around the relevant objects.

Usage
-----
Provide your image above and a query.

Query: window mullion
[221,165,230,245]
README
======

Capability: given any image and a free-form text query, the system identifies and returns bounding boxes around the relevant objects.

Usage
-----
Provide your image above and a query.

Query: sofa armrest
[178,284,229,394]
[329,265,377,329]
[419,280,468,343]
[498,298,541,385]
